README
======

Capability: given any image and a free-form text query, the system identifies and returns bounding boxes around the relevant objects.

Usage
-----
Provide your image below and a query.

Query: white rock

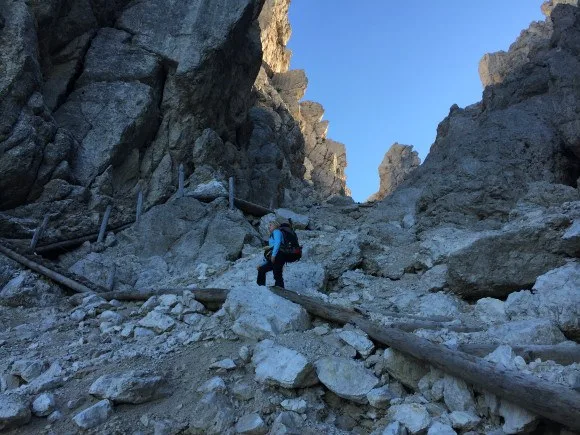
[474,298,507,324]
[388,403,431,434]
[224,285,310,340]
[484,345,517,370]
[443,375,476,412]
[73,399,112,429]
[312,325,330,335]
[99,310,123,325]
[499,400,539,434]
[11,359,46,382]
[238,346,252,362]
[274,209,309,229]
[367,386,395,408]
[120,324,135,338]
[338,330,375,357]
[449,411,481,430]
[71,309,87,322]
[252,340,318,388]
[315,357,378,403]
[197,377,227,393]
[235,412,267,434]
[32,393,56,417]
[281,398,307,413]
[158,294,178,307]
[138,311,176,333]
[140,296,158,312]
[427,422,457,435]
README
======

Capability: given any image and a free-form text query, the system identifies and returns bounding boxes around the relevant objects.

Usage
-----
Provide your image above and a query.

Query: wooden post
[107,264,116,291]
[30,214,49,250]
[269,199,274,210]
[229,177,234,210]
[97,205,112,244]
[136,189,143,224]
[178,163,185,198]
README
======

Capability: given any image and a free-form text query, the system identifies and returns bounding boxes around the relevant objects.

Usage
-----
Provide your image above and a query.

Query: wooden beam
[0,243,100,294]
[457,343,580,366]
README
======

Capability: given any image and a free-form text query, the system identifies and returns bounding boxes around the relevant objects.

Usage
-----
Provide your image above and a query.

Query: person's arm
[271,229,283,258]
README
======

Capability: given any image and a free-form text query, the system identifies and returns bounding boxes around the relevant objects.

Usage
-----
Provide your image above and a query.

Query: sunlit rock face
[478,0,579,87]
[368,144,420,202]
[394,3,580,231]
[258,0,292,74]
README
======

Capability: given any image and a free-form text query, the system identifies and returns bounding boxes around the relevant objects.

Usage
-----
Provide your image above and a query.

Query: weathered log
[458,343,580,366]
[33,223,133,255]
[0,243,98,294]
[357,317,580,430]
[189,193,274,217]
[99,288,229,304]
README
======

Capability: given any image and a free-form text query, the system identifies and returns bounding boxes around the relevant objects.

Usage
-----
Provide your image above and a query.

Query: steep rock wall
[368,143,420,202]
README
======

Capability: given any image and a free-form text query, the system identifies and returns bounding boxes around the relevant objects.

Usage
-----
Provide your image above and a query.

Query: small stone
[99,310,124,325]
[138,311,176,333]
[197,377,226,393]
[32,393,56,417]
[158,294,178,307]
[239,346,252,362]
[387,403,431,434]
[499,400,539,434]
[312,325,330,335]
[71,309,87,322]
[449,411,480,430]
[209,358,236,371]
[235,412,267,434]
[140,296,158,312]
[232,382,254,401]
[134,327,156,338]
[120,324,135,338]
[280,398,307,413]
[338,330,375,357]
[315,357,378,403]
[73,399,112,429]
[367,386,395,408]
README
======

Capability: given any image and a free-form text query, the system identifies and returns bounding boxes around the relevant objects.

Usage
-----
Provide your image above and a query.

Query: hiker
[256,220,287,288]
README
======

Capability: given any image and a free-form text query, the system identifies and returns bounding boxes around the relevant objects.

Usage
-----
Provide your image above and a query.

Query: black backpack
[278,221,302,263]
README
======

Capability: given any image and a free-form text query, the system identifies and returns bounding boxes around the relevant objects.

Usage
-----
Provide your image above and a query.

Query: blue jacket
[261,228,283,265]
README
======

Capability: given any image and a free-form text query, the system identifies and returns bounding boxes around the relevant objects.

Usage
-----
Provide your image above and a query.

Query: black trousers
[257,255,286,288]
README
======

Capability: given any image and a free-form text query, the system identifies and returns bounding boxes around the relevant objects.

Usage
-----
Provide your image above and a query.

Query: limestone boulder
[89,371,165,404]
[252,340,318,388]
[315,357,379,403]
[223,285,310,339]
[0,394,31,431]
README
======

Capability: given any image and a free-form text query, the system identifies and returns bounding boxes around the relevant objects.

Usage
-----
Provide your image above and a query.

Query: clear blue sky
[288,1,546,202]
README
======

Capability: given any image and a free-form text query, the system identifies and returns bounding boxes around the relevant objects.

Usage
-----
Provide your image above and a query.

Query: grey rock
[89,370,165,404]
[383,349,429,390]
[0,394,31,431]
[338,329,375,358]
[138,311,176,334]
[367,386,395,408]
[235,413,267,434]
[32,393,56,417]
[382,421,408,435]
[252,340,318,388]
[449,411,481,431]
[224,285,311,340]
[190,392,235,434]
[270,411,303,435]
[443,375,476,412]
[73,399,113,430]
[315,356,379,403]
[197,377,227,394]
[280,398,307,413]
[11,358,47,382]
[388,404,431,435]
[487,319,566,345]
[0,375,19,392]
